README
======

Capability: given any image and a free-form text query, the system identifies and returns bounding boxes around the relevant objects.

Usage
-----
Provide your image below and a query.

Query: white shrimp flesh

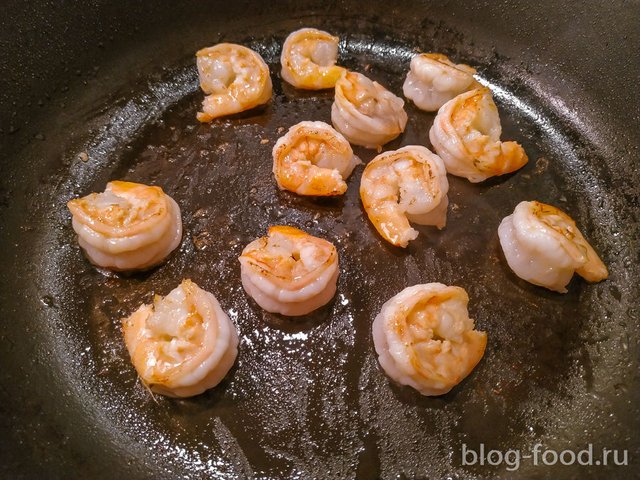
[280,28,346,90]
[372,283,487,396]
[196,43,272,122]
[331,71,408,149]
[403,53,479,112]
[498,200,608,292]
[122,279,239,398]
[429,87,528,182]
[272,120,361,196]
[360,145,449,247]
[239,226,339,316]
[67,180,182,272]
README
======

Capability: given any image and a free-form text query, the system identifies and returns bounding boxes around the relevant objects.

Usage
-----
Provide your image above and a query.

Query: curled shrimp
[67,180,182,271]
[403,53,479,112]
[331,71,408,149]
[272,120,361,196]
[280,28,346,89]
[239,226,339,316]
[498,201,608,293]
[372,283,487,396]
[360,145,449,248]
[429,87,528,182]
[122,279,239,398]
[196,43,272,122]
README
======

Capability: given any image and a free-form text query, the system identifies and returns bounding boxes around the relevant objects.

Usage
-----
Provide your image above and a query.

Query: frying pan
[0,0,638,478]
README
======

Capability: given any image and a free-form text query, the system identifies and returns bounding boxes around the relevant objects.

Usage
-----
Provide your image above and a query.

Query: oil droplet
[193,231,212,251]
[41,295,56,307]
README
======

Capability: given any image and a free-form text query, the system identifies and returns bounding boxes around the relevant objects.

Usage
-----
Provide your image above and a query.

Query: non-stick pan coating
[0,1,638,478]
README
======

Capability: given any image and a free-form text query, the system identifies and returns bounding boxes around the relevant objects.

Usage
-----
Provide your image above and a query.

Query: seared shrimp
[67,181,182,271]
[429,88,528,182]
[272,120,361,196]
[196,43,272,122]
[360,145,449,248]
[372,283,487,396]
[498,201,608,293]
[239,226,339,316]
[122,279,238,398]
[280,28,345,89]
[331,71,408,149]
[403,53,479,111]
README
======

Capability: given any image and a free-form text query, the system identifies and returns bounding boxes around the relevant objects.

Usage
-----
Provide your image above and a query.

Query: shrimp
[280,28,346,90]
[498,201,608,293]
[67,181,182,271]
[429,87,528,182]
[331,71,408,149]
[373,283,486,396]
[360,145,449,248]
[239,226,339,316]
[122,279,238,398]
[403,53,479,112]
[196,43,272,122]
[272,120,361,196]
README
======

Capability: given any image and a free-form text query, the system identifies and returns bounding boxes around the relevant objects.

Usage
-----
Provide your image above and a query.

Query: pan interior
[15,16,638,479]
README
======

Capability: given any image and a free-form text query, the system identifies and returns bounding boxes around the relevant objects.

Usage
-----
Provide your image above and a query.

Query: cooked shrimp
[498,201,608,293]
[331,71,408,149]
[360,145,449,248]
[272,120,361,196]
[403,53,479,112]
[196,43,272,122]
[372,283,487,396]
[122,279,238,398]
[239,226,339,316]
[429,87,528,182]
[67,181,182,271]
[280,28,346,90]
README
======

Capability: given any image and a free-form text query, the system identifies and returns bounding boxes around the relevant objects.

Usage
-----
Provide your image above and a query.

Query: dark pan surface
[1,1,638,479]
